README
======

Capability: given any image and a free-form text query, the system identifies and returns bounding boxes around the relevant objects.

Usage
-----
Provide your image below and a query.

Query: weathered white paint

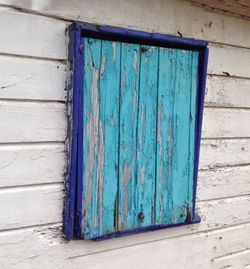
[205,76,250,108]
[0,55,66,101]
[0,101,66,143]
[1,0,250,48]
[0,7,67,59]
[198,166,250,200]
[208,44,250,78]
[0,0,250,268]
[203,108,250,138]
[0,184,63,230]
[0,143,65,188]
[200,139,250,169]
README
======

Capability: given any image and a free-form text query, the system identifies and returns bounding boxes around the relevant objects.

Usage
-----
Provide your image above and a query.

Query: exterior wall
[0,0,249,268]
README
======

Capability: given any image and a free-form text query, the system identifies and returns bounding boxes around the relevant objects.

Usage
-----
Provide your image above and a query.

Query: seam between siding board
[212,248,250,261]
[0,52,67,63]
[3,5,250,51]
[67,221,250,259]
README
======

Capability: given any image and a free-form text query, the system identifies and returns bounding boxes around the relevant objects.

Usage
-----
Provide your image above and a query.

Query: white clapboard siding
[0,143,65,188]
[208,44,250,78]
[0,220,249,268]
[0,7,67,59]
[200,139,250,169]
[198,166,250,200]
[1,0,250,48]
[0,101,66,143]
[212,249,250,269]
[0,178,248,233]
[0,184,63,230]
[0,140,247,189]
[205,76,250,108]
[202,108,250,138]
[0,55,66,101]
[197,196,250,231]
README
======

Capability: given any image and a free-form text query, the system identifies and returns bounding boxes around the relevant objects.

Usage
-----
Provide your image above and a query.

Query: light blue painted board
[99,40,121,235]
[118,43,140,231]
[82,38,121,239]
[82,38,102,239]
[170,50,198,224]
[155,48,176,225]
[188,52,199,213]
[155,48,199,225]
[137,46,158,227]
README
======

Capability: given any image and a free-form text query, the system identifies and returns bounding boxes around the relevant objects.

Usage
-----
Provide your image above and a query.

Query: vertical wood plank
[118,43,140,231]
[155,48,176,225]
[155,49,198,225]
[82,38,121,239]
[171,50,198,223]
[99,40,121,236]
[82,38,102,239]
[137,45,158,227]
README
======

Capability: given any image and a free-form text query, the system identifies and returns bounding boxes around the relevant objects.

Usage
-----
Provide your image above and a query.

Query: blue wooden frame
[64,22,209,241]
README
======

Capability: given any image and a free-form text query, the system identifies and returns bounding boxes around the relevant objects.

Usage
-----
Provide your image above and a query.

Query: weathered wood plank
[64,222,250,269]
[82,38,121,239]
[200,139,250,169]
[0,7,67,59]
[2,0,250,48]
[155,49,198,224]
[0,55,66,101]
[0,101,65,143]
[205,76,250,108]
[171,50,198,223]
[99,40,121,236]
[0,184,63,230]
[118,43,140,231]
[198,166,250,201]
[155,48,176,225]
[188,0,250,19]
[0,211,250,268]
[137,45,158,227]
[82,38,102,239]
[0,143,65,188]
[203,108,250,138]
[213,248,250,269]
[208,45,250,78]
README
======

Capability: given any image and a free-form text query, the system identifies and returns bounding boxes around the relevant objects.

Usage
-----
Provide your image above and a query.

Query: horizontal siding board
[1,0,250,48]
[208,45,250,78]
[0,55,66,101]
[213,249,250,269]
[202,108,250,138]
[0,7,67,59]
[200,139,250,169]
[0,140,248,189]
[0,101,66,143]
[198,166,250,200]
[0,204,250,267]
[205,76,250,108]
[0,143,65,188]
[68,223,250,269]
[0,184,63,230]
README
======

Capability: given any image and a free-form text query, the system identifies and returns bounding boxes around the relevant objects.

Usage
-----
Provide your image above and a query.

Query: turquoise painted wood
[82,37,199,239]
[118,43,140,231]
[136,46,158,228]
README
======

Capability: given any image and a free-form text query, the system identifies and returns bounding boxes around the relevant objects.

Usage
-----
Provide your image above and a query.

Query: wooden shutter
[81,37,199,239]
